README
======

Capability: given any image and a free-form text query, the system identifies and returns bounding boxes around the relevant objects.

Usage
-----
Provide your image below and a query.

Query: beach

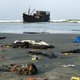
[0,33,80,80]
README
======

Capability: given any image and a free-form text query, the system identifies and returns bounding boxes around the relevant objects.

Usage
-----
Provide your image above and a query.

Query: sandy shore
[0,33,80,80]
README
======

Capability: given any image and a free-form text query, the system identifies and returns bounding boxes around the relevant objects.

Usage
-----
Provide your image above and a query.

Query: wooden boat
[23,8,50,22]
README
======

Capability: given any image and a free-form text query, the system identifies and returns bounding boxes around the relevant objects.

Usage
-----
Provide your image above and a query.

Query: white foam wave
[0,19,80,23]
[50,19,80,23]
[0,20,23,23]
[0,31,23,34]
[46,30,80,34]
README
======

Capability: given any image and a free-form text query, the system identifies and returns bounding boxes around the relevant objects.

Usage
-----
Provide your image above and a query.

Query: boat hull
[23,13,50,22]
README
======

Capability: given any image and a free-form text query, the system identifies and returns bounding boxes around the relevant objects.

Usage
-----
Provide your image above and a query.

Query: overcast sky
[0,0,80,20]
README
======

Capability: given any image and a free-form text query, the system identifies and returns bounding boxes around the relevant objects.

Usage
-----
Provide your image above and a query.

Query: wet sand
[0,33,80,80]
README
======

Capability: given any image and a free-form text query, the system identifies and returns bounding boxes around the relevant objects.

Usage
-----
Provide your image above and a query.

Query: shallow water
[0,22,80,34]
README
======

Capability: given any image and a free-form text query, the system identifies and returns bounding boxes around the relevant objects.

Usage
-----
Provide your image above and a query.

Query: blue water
[0,22,80,34]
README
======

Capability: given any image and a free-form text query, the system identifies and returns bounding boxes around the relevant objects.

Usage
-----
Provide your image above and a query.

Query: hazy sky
[0,0,80,20]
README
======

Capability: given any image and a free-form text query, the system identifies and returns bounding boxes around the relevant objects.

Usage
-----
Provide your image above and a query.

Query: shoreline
[0,30,80,34]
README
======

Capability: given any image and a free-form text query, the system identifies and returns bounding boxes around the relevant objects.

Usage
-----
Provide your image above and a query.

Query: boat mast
[30,9,35,15]
[28,7,30,15]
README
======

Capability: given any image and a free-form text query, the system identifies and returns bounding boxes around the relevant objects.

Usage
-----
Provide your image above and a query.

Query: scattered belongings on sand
[0,63,38,75]
[11,40,54,49]
[28,50,57,59]
[0,36,6,39]
[31,55,42,61]
[0,45,10,48]
[61,52,72,56]
[62,48,80,53]
[23,77,48,80]
[71,76,80,80]
[61,64,75,68]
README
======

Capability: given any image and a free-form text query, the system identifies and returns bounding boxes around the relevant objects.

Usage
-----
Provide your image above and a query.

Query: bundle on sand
[0,63,38,75]
[11,40,54,49]
[17,63,38,75]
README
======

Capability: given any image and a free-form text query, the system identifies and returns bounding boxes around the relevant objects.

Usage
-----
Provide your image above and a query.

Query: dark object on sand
[23,8,50,22]
[0,66,10,72]
[23,32,48,34]
[23,32,41,34]
[12,42,30,48]
[0,64,16,72]
[62,49,80,53]
[28,50,57,58]
[0,64,20,72]
[12,40,54,49]
[0,36,6,39]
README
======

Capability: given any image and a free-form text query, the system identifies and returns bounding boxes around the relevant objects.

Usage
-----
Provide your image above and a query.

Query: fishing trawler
[23,8,50,22]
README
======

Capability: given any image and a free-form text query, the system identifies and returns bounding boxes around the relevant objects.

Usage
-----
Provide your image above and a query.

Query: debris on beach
[0,44,10,48]
[31,55,42,61]
[11,40,54,49]
[28,50,57,59]
[8,78,21,80]
[61,64,75,68]
[70,76,80,80]
[23,77,48,80]
[0,63,38,75]
[62,53,72,56]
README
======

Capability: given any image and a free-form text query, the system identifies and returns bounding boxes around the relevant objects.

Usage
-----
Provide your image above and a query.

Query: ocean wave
[0,20,23,23]
[48,30,80,34]
[50,19,80,23]
[0,19,80,23]
[0,31,23,34]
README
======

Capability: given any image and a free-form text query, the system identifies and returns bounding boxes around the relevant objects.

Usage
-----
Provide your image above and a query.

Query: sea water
[0,21,80,34]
